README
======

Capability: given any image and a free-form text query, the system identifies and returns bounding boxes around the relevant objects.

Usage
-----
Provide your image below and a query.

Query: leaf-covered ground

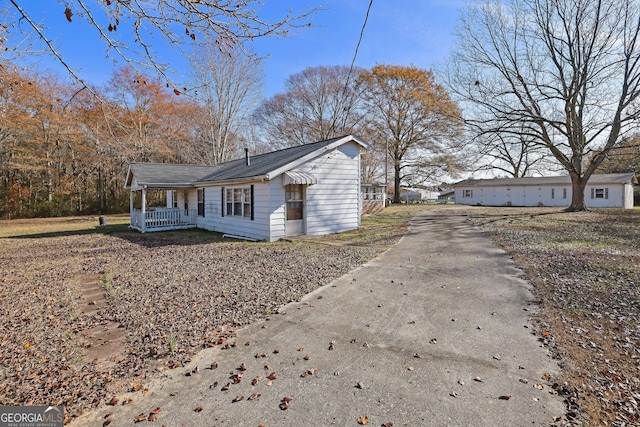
[3,205,636,426]
[465,207,640,426]
[0,220,385,422]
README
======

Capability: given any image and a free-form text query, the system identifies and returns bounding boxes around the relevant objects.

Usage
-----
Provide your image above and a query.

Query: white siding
[299,142,362,235]
[268,176,286,242]
[197,183,273,241]
[456,183,630,208]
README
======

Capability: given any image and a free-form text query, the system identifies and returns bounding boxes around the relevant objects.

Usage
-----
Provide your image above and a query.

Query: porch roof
[125,164,218,189]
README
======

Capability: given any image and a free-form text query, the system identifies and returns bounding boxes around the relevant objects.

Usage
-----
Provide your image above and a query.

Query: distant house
[454,173,637,209]
[361,182,386,214]
[400,187,440,203]
[125,135,368,241]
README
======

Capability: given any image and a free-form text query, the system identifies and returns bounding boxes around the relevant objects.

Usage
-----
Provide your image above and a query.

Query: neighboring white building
[125,135,368,241]
[454,173,637,209]
[400,187,440,203]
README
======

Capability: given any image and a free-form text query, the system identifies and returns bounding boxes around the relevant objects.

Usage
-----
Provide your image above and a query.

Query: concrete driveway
[73,212,566,426]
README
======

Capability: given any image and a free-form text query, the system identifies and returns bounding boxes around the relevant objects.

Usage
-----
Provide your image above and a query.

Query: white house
[125,135,368,241]
[454,173,637,209]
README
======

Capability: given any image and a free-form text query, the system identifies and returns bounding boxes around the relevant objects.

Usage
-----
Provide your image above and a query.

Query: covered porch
[125,163,214,233]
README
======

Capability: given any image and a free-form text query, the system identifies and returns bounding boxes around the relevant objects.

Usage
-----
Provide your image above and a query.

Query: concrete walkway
[73,213,565,426]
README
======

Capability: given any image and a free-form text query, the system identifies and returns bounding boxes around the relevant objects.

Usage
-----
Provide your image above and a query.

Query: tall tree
[358,65,462,203]
[5,1,317,89]
[470,125,547,178]
[254,65,366,148]
[190,46,263,164]
[448,0,640,211]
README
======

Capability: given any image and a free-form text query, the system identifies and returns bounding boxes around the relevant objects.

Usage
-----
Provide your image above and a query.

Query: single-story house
[454,172,637,209]
[124,135,368,241]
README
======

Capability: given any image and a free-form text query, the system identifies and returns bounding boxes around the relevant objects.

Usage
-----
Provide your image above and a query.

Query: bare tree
[470,125,547,178]
[448,0,640,211]
[358,65,462,203]
[254,65,367,148]
[5,1,316,89]
[190,46,263,164]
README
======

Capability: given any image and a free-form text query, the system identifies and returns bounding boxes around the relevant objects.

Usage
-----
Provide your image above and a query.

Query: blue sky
[10,1,465,98]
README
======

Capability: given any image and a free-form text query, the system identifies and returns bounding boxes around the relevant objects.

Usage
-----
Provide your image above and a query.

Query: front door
[285,184,305,237]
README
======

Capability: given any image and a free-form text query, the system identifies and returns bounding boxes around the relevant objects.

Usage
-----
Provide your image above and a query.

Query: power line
[338,0,373,134]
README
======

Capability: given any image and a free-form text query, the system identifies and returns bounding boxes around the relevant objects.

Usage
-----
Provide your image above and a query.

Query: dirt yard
[1,206,638,426]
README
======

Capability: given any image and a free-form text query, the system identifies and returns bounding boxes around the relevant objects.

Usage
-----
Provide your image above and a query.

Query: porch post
[129,190,134,226]
[141,187,147,232]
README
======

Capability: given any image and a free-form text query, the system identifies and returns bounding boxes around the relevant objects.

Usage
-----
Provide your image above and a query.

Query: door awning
[283,170,319,186]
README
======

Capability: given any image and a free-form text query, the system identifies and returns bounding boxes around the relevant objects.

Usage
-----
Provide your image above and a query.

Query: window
[224,186,253,218]
[551,188,555,199]
[170,190,178,208]
[463,189,473,198]
[197,188,205,217]
[285,184,304,220]
[591,188,609,199]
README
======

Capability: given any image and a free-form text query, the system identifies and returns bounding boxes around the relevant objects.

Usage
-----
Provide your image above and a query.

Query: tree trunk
[567,174,588,212]
[393,162,401,204]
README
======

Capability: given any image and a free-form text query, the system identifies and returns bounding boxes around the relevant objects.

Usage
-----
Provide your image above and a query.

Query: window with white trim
[170,190,178,208]
[225,186,253,218]
[591,187,608,199]
[197,188,205,217]
[463,189,473,198]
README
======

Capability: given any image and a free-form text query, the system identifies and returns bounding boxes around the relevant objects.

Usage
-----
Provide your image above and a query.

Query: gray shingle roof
[125,164,219,188]
[125,135,367,188]
[455,172,637,187]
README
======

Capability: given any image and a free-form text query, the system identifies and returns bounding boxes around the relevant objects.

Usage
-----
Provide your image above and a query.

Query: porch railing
[130,208,197,232]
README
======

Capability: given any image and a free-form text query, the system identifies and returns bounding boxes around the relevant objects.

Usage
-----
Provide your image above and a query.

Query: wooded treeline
[0,65,249,218]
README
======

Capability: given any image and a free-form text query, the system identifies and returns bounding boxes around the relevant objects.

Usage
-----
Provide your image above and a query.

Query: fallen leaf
[248,392,261,401]
[122,398,133,405]
[300,371,308,378]
[357,415,369,425]
[268,372,277,380]
[221,383,231,391]
[150,407,160,415]
[244,341,251,346]
[304,354,311,360]
[328,342,335,351]
[266,380,273,386]
[407,366,415,371]
[107,397,118,406]
[308,367,317,375]
[194,406,203,412]
[104,412,113,419]
[542,330,551,337]
[232,395,244,403]
[210,362,218,369]
[273,349,280,354]
[474,377,483,382]
[134,413,146,423]
[430,338,437,344]
[132,384,143,392]
[450,391,458,397]
[534,383,544,390]
[148,413,158,421]
[382,423,394,427]
[498,395,511,400]
[297,347,304,351]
